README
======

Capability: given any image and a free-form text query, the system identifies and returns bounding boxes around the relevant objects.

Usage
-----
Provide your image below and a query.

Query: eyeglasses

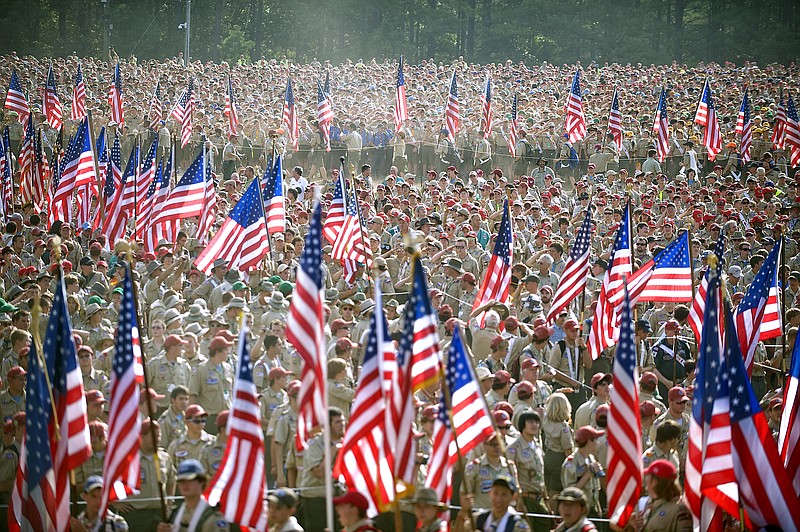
[341,307,354,311]
[455,246,466,249]
[189,417,207,424]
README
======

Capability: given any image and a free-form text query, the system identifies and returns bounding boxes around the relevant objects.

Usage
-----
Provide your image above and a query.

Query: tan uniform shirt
[189,360,233,415]
[127,450,175,510]
[146,355,192,409]
[506,436,545,495]
[168,432,214,467]
[157,408,187,451]
[461,455,520,510]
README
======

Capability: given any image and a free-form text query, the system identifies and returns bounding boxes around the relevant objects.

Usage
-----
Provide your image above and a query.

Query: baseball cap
[591,373,613,388]
[164,334,188,349]
[644,459,678,480]
[333,491,370,511]
[574,426,605,445]
[475,366,495,381]
[668,386,691,403]
[515,381,534,400]
[521,358,540,371]
[640,371,658,387]
[85,390,106,404]
[493,370,515,385]
[185,404,208,418]
[491,475,517,492]
[269,367,293,380]
[215,410,229,428]
[665,319,680,331]
[639,400,657,417]
[493,410,511,427]
[176,459,207,481]
[83,476,104,493]
[557,487,588,505]
[267,488,299,508]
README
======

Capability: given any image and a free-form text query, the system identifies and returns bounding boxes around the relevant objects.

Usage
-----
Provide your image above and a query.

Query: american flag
[736,88,753,163]
[101,144,138,246]
[9,339,57,531]
[606,283,641,528]
[471,200,513,323]
[694,79,711,126]
[773,91,787,150]
[547,207,593,325]
[5,70,29,124]
[144,147,178,252]
[608,88,623,151]
[70,63,86,121]
[282,78,299,151]
[424,394,455,513]
[735,237,782,375]
[147,81,162,131]
[196,152,217,243]
[508,92,518,158]
[727,302,800,530]
[33,130,50,210]
[153,148,206,224]
[341,258,360,286]
[134,138,159,237]
[262,154,286,234]
[685,267,736,531]
[389,256,441,487]
[108,63,124,127]
[170,80,195,148]
[335,284,394,515]
[322,171,346,244]
[446,326,495,457]
[780,329,800,496]
[565,70,587,143]
[393,56,408,133]
[688,231,726,343]
[785,95,800,168]
[652,88,670,163]
[98,269,144,522]
[195,177,269,274]
[225,75,240,139]
[702,83,722,160]
[287,202,327,451]
[480,74,493,135]
[47,154,62,229]
[0,128,10,219]
[10,273,92,532]
[205,323,267,530]
[627,231,693,303]
[43,65,63,131]
[19,114,36,208]
[93,130,118,233]
[53,118,96,223]
[316,80,334,152]
[331,179,371,266]
[589,202,632,360]
[444,71,459,144]
[138,157,162,241]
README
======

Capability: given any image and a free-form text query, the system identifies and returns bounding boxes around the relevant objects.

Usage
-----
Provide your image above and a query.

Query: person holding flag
[156,460,227,532]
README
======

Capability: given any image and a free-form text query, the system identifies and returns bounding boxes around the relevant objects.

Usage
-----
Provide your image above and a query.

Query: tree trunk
[215,0,223,62]
[466,0,476,61]
[58,0,67,46]
[253,0,263,58]
[674,0,685,61]
[427,0,437,58]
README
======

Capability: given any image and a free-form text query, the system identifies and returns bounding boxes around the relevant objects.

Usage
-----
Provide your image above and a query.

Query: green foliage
[0,0,797,65]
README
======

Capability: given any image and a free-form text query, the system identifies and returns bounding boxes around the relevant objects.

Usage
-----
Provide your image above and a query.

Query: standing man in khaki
[189,336,234,433]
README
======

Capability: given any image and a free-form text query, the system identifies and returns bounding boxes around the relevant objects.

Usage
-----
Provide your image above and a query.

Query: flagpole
[256,149,276,274]
[687,228,697,299]
[121,241,168,522]
[781,231,787,378]
[86,112,102,229]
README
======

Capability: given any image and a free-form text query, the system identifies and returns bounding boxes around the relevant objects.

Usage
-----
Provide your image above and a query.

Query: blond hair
[544,392,572,423]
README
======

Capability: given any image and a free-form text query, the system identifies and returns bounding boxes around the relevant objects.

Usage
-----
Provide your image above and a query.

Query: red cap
[216,410,230,428]
[461,272,476,284]
[85,390,106,404]
[640,371,658,387]
[563,319,579,331]
[88,420,108,438]
[644,459,678,480]
[595,404,610,421]
[769,397,783,410]
[209,336,234,351]
[515,381,534,399]
[492,410,511,427]
[185,404,208,418]
[665,319,680,331]
[6,366,26,380]
[591,373,613,388]
[521,358,540,371]
[268,367,293,380]
[330,319,352,333]
[333,491,370,511]
[287,380,301,396]
[216,330,237,342]
[493,370,515,385]
[490,335,507,350]
[335,337,357,351]
[639,400,657,417]
[575,426,605,445]
[533,325,553,341]
[164,334,188,349]
[494,401,513,417]
[668,386,690,403]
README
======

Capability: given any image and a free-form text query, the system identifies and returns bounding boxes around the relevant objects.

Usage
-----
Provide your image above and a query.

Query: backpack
[522,140,535,163]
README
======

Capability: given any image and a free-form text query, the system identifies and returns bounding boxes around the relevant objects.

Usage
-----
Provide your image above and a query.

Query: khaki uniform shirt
[300,433,342,498]
[542,418,573,453]
[189,360,234,415]
[127,450,175,510]
[74,450,106,486]
[201,436,227,477]
[639,497,693,532]
[259,387,288,427]
[561,450,602,512]
[172,502,229,531]
[461,455,520,510]
[168,432,214,467]
[506,436,545,495]
[147,355,192,409]
[157,408,187,451]
[82,368,109,393]
[642,444,680,473]
[0,390,25,423]
[573,397,607,430]
[0,445,18,502]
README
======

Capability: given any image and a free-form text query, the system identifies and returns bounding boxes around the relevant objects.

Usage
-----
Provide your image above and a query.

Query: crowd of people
[0,52,798,531]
